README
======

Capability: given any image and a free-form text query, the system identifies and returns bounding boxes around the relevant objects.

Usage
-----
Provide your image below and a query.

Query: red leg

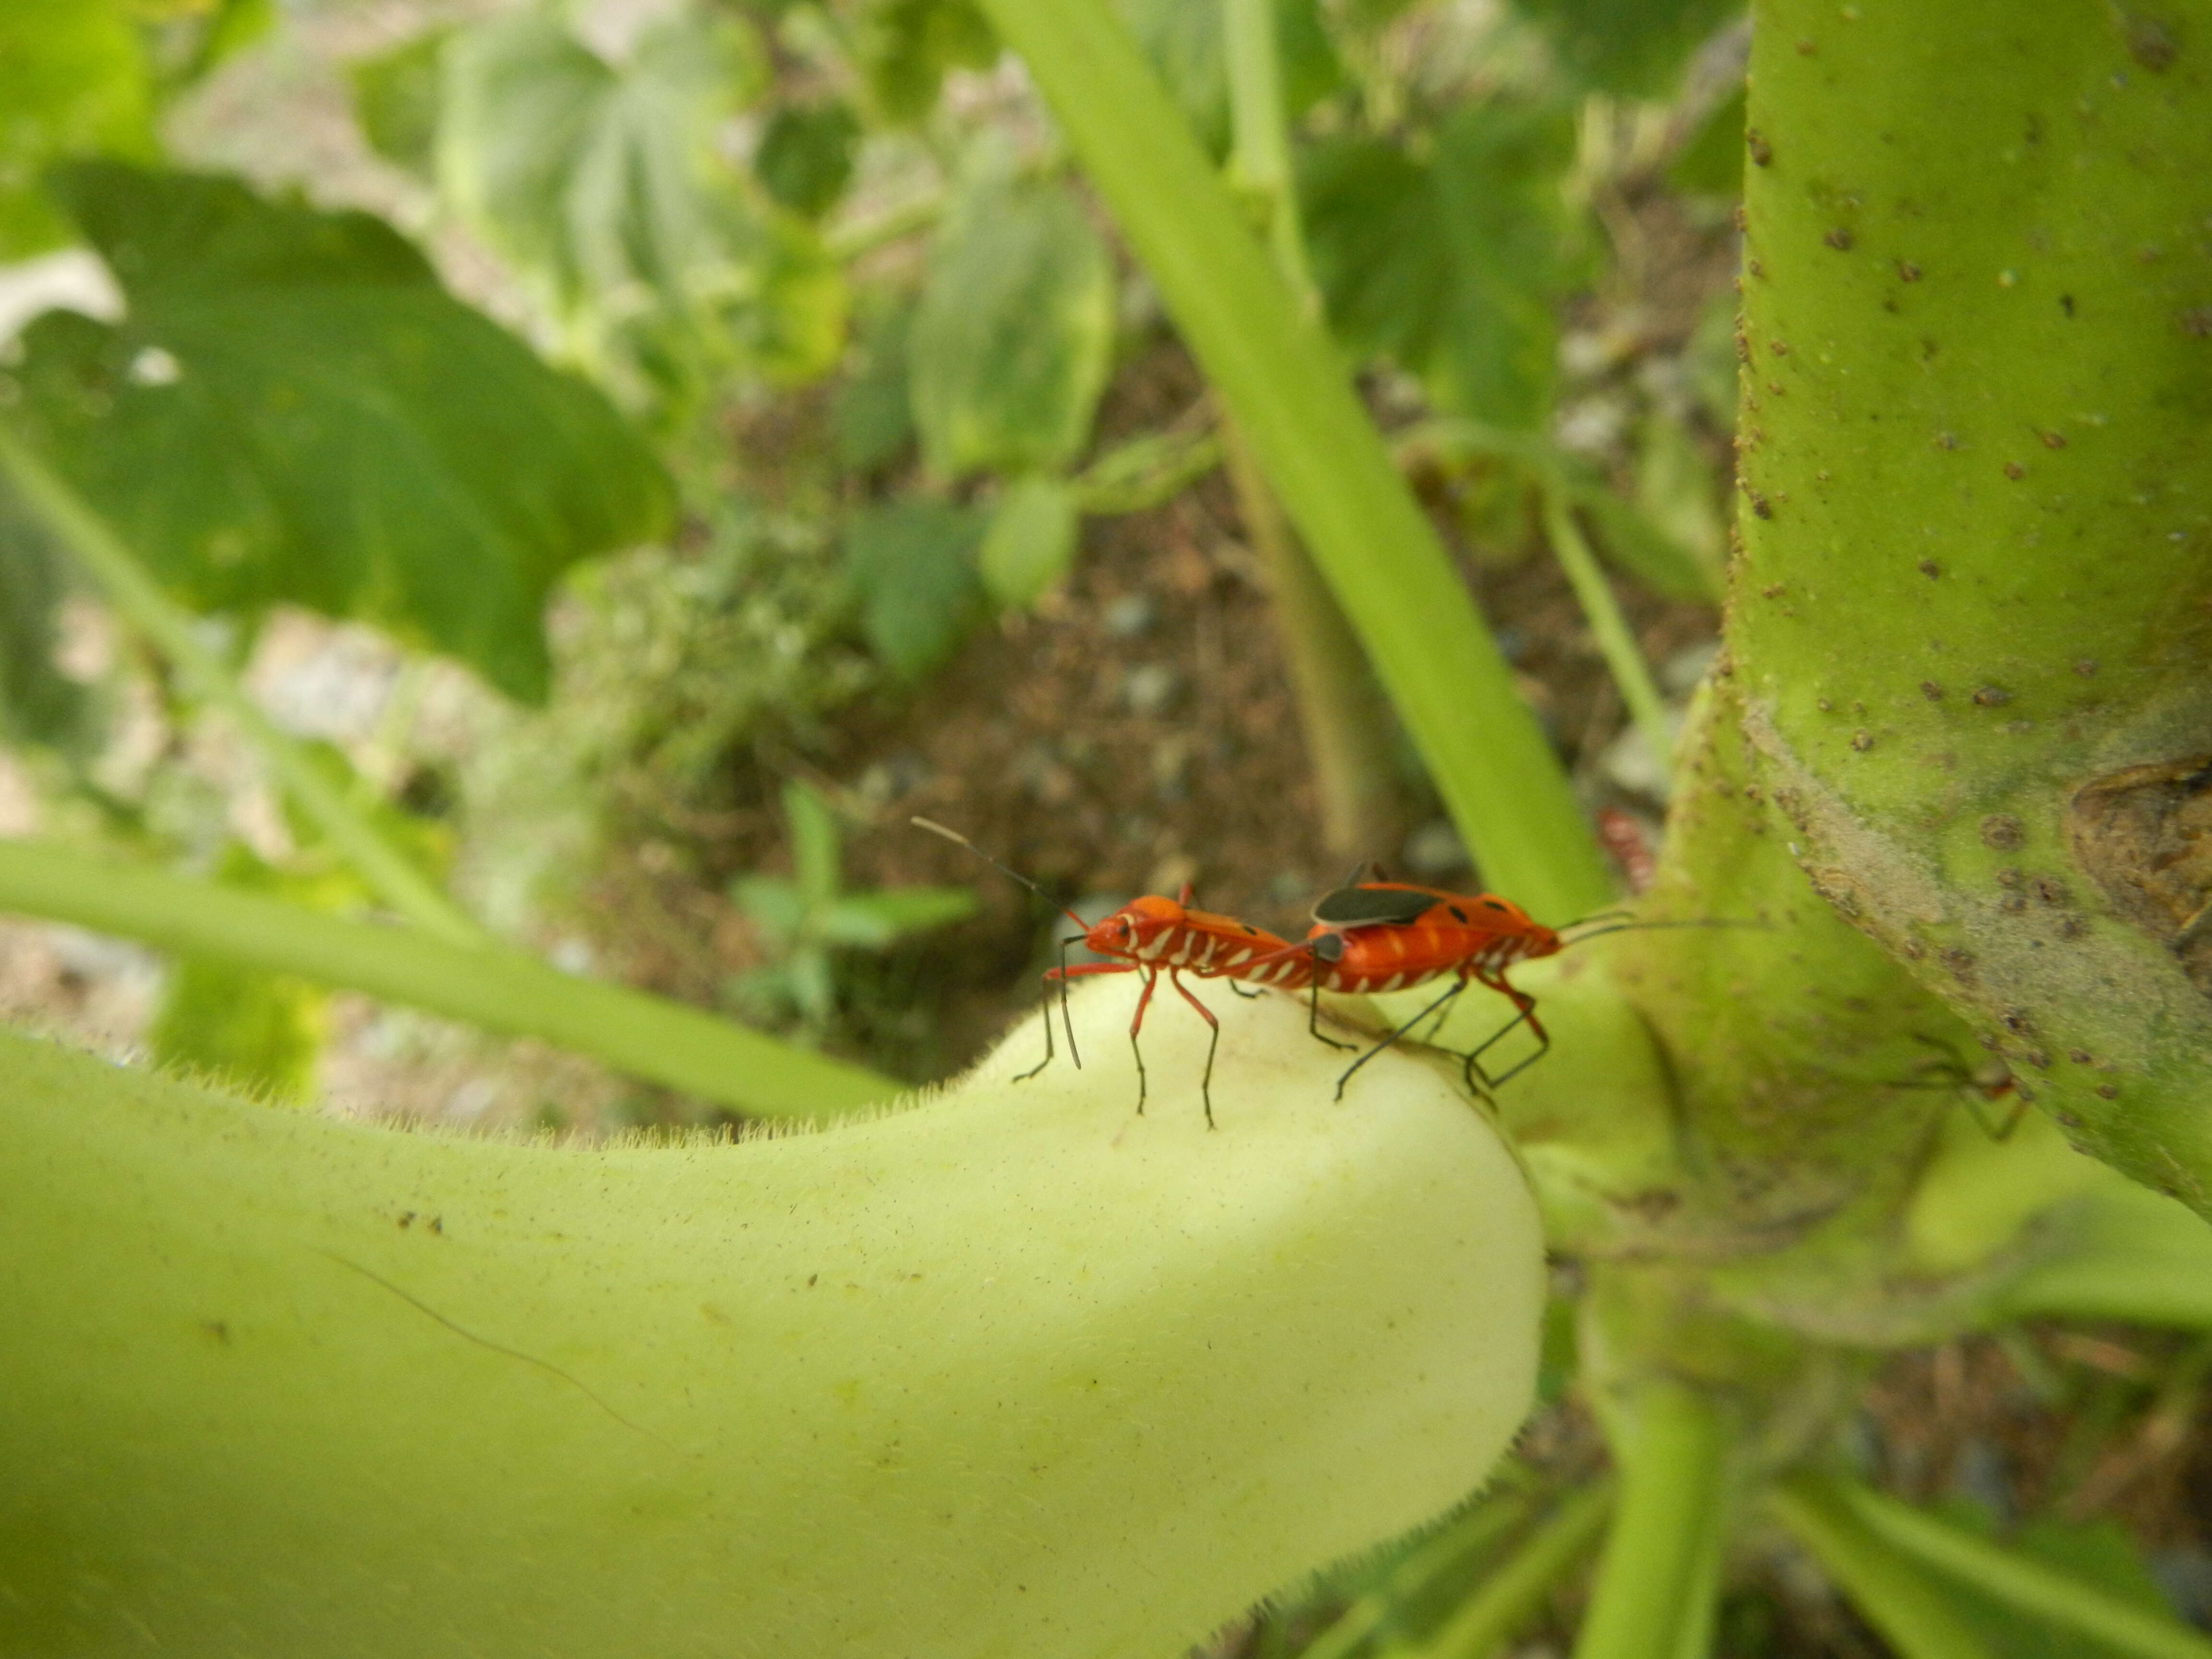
[1168,969,1220,1129]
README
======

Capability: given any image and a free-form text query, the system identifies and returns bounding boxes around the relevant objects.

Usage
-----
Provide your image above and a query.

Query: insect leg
[1307,965,1356,1052]
[1334,979,1468,1102]
[1168,969,1221,1129]
[1020,960,1131,1082]
[1467,971,1548,1088]
[1128,967,1159,1114]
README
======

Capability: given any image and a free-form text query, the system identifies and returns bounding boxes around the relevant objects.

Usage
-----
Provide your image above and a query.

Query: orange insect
[1245,877,1577,1098]
[912,818,1292,1126]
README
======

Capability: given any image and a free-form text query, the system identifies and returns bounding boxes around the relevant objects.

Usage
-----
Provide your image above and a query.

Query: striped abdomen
[1310,919,1559,997]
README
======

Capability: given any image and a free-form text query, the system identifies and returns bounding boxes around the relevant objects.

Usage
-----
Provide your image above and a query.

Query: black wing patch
[1312,884,1434,926]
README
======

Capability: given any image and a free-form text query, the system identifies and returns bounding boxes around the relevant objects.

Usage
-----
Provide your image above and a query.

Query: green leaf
[723,214,849,387]
[1920,1502,2181,1659]
[0,483,100,756]
[756,102,860,219]
[1667,83,1745,197]
[818,886,979,947]
[731,875,809,942]
[1114,0,1339,160]
[1303,99,1577,431]
[0,0,155,257]
[8,162,674,703]
[438,9,761,315]
[977,473,1081,608]
[1510,0,1745,98]
[841,499,986,680]
[910,171,1115,477]
[833,300,916,473]
[782,780,844,909]
[852,0,998,124]
[349,28,451,182]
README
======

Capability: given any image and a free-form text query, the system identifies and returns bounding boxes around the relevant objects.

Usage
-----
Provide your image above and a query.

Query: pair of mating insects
[914,818,1652,1127]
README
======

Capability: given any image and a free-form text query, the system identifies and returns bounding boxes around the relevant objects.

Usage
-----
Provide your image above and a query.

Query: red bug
[912,818,1293,1127]
[1246,878,1572,1099]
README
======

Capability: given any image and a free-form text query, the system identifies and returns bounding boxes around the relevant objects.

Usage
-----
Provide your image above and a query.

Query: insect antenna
[1557,917,1765,946]
[912,817,1090,1065]
[911,818,1090,933]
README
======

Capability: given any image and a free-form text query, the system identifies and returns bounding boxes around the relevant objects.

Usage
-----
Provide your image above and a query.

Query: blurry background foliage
[0,0,1744,1101]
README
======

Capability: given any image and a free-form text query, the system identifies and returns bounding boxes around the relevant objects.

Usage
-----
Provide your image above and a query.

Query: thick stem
[1830,1476,2212,1659]
[1222,0,1316,308]
[1572,1380,1729,1659]
[1540,486,1673,785]
[969,0,1613,922]
[1766,1479,1992,1659]
[1401,1482,1615,1659]
[0,838,895,1118]
[1222,424,1406,861]
[1733,0,2212,1210]
[0,424,484,948]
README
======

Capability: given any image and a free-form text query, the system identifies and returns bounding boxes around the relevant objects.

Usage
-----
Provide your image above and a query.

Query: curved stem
[1300,1485,1533,1659]
[0,423,485,948]
[1766,1478,1992,1659]
[0,837,897,1118]
[1829,1475,2212,1659]
[1394,1480,1615,1659]
[1540,485,1672,784]
[969,0,1613,922]
[1573,1380,1728,1659]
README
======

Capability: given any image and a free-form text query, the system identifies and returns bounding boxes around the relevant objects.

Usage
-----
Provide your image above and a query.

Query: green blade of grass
[1829,1475,2212,1659]
[1572,1380,1728,1659]
[1766,1479,1993,1659]
[0,838,898,1118]
[970,0,1612,922]
[1389,1480,1615,1659]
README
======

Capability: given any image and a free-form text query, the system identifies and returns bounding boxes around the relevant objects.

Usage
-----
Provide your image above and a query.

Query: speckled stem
[1725,0,2212,1214]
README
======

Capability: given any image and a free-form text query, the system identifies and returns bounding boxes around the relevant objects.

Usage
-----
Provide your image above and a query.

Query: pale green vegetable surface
[0,979,1543,1657]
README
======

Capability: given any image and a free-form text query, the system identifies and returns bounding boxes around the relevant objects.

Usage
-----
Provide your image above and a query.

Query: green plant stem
[1301,1486,1534,1659]
[970,0,1612,922]
[1222,423,1404,860]
[1216,0,1403,861]
[1573,1380,1728,1659]
[0,837,896,1117]
[1222,0,1316,309]
[1828,1476,2212,1659]
[1540,485,1672,782]
[1767,1479,1992,1659]
[1393,1481,1615,1659]
[0,424,484,949]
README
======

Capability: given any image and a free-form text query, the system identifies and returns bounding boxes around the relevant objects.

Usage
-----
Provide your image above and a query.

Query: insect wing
[1311,883,1436,927]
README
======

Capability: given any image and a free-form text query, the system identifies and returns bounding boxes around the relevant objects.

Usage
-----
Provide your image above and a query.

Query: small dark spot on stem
[1795,36,1817,53]
[1898,260,1923,282]
[1825,228,1854,251]
[2180,307,2212,338]
[2000,893,2026,913]
[2032,877,2068,906]
[2073,659,2098,676]
[1750,491,1772,519]
[2001,1007,2035,1035]
[1921,680,1944,700]
[1918,559,1940,578]
[1747,257,1765,278]
[1972,686,2012,707]
[1746,130,1772,167]
[2059,293,2075,317]
[1761,582,1785,599]
[2057,915,2085,939]
[2003,461,2026,480]
[397,1212,415,1230]
[2096,1082,2119,1099]
[1935,432,1959,451]
[1996,868,2021,887]
[1815,697,1833,712]
[2127,16,2178,70]
[2023,1048,2050,1069]
[1769,339,1789,356]
[2068,1047,2092,1064]
[1981,814,2024,850]
[1851,730,1873,752]
[2039,429,2067,449]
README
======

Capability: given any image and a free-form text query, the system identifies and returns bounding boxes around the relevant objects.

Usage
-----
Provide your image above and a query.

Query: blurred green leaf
[1303,99,1576,431]
[757,102,860,219]
[0,0,155,256]
[842,499,986,679]
[819,887,977,946]
[852,0,998,124]
[911,171,1115,477]
[1927,1502,2178,1659]
[1067,424,1221,515]
[1667,83,1744,197]
[784,780,844,907]
[1511,0,1743,97]
[8,162,674,703]
[0,486,101,757]
[732,875,809,941]
[1115,0,1339,160]
[726,215,849,385]
[439,10,761,313]
[147,845,337,1104]
[349,28,451,182]
[834,301,916,473]
[978,473,1080,609]
[1625,412,1724,599]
